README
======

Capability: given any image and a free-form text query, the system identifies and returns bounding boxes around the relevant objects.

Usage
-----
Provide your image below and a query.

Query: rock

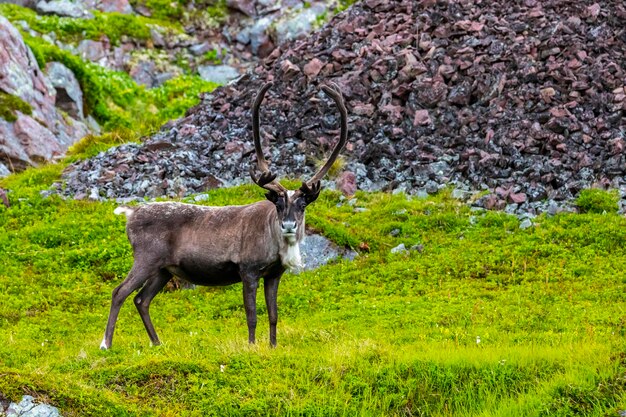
[76,39,107,63]
[14,115,62,162]
[0,16,91,171]
[0,187,9,207]
[300,233,356,270]
[97,0,132,14]
[303,58,324,78]
[279,59,300,78]
[227,0,256,17]
[36,0,92,18]
[197,65,240,84]
[130,61,157,88]
[45,62,84,119]
[410,244,424,253]
[0,163,10,178]
[413,109,431,126]
[519,218,533,230]
[273,4,328,45]
[390,243,409,254]
[5,395,61,417]
[508,192,527,204]
[248,16,275,56]
[189,42,211,56]
[335,171,357,197]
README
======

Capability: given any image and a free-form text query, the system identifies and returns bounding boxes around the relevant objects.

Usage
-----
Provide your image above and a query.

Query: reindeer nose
[282,220,297,234]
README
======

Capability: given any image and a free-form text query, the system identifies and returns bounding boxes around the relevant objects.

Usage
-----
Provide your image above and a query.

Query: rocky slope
[0,0,349,175]
[56,0,626,214]
[0,15,95,175]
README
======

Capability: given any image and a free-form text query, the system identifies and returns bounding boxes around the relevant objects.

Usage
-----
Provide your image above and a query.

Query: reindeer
[100,82,348,349]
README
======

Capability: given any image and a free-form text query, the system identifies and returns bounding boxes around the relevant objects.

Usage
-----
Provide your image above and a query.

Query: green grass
[0,169,625,416]
[575,189,620,214]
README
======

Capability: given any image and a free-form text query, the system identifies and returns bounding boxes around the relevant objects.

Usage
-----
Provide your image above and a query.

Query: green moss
[337,0,359,12]
[0,91,32,122]
[128,0,228,23]
[129,0,190,20]
[575,188,620,214]
[0,3,182,45]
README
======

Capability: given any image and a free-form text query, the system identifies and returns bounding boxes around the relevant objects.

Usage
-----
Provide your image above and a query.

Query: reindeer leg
[241,276,260,344]
[263,275,281,347]
[101,263,153,350]
[134,268,172,346]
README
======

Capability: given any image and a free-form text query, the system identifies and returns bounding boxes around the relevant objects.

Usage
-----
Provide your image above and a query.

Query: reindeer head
[249,82,348,240]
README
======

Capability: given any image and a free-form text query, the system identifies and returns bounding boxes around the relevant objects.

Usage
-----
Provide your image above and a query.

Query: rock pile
[57,0,626,214]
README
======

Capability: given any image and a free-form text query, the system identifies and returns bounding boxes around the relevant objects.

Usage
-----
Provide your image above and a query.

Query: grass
[0,168,625,415]
[0,1,624,414]
[575,188,620,214]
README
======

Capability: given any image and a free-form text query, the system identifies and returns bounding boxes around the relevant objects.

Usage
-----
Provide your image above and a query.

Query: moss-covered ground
[0,165,625,416]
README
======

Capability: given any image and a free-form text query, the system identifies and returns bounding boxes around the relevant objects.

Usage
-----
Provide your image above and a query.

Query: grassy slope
[0,167,625,416]
[1,2,625,415]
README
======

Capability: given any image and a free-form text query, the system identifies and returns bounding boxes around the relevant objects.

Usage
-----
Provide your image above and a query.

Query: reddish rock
[14,115,62,163]
[0,188,9,208]
[224,141,244,155]
[413,109,431,126]
[303,58,324,77]
[336,171,357,197]
[351,101,375,116]
[508,192,527,204]
[280,59,300,79]
[0,16,92,173]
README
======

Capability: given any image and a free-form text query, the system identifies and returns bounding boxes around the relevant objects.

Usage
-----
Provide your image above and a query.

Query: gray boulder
[273,4,328,45]
[46,62,84,119]
[5,395,61,417]
[300,233,356,270]
[36,0,92,18]
[197,65,240,84]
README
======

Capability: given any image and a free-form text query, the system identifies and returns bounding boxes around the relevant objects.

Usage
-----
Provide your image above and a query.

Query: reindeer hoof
[99,338,109,350]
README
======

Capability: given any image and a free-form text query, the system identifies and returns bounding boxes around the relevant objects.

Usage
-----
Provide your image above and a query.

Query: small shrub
[575,188,620,214]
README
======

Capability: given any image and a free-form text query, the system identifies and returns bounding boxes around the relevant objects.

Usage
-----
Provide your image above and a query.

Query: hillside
[55,0,626,217]
[1,0,626,416]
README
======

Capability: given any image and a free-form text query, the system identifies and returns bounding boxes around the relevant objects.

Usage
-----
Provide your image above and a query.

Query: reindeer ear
[300,181,321,205]
[265,190,280,204]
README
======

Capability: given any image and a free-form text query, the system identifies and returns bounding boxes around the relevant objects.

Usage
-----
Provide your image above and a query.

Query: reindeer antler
[250,82,288,194]
[303,82,348,187]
